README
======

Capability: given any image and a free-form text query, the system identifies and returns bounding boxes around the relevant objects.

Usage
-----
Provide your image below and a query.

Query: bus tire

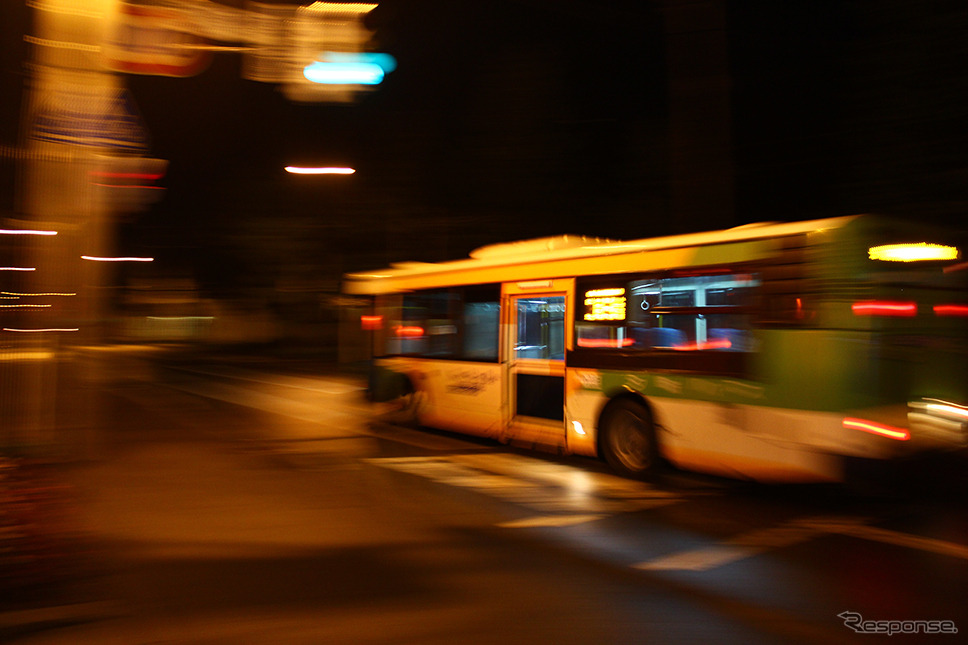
[599,399,659,479]
[380,377,423,426]
[395,379,427,426]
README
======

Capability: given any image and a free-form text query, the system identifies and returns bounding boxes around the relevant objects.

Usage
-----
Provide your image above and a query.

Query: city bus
[342,215,968,482]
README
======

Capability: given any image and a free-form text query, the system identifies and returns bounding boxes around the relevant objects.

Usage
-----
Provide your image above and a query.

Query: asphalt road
[3,351,966,644]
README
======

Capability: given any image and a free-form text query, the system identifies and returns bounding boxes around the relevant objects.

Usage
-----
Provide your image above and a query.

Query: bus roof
[343,215,860,295]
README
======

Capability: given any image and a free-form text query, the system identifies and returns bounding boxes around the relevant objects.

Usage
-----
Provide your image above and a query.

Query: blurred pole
[8,0,128,459]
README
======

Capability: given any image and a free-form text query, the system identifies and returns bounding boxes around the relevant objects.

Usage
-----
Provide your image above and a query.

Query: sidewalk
[0,353,415,644]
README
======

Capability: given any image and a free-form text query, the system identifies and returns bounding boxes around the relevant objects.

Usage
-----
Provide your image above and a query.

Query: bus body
[343,216,968,482]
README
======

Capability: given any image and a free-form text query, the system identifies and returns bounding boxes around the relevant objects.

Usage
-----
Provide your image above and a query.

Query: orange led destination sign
[584,288,627,321]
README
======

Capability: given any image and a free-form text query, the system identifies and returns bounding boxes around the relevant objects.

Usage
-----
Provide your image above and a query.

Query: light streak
[90,171,164,180]
[933,304,968,317]
[868,243,959,262]
[2,291,75,297]
[145,316,214,321]
[285,166,356,175]
[672,339,733,351]
[92,183,165,190]
[0,228,57,236]
[577,337,635,348]
[81,256,154,262]
[304,2,378,15]
[851,301,918,317]
[0,267,36,271]
[925,402,968,420]
[3,328,79,333]
[842,417,910,441]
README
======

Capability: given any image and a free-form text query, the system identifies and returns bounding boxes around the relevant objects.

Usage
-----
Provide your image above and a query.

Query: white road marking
[636,545,754,572]
[499,514,607,528]
[365,454,683,524]
[636,519,828,571]
[635,514,968,572]
[449,452,680,500]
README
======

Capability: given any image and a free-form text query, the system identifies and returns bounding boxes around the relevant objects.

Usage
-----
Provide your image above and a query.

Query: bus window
[576,270,760,353]
[383,285,501,362]
[462,285,500,361]
[515,296,566,360]
[396,290,458,357]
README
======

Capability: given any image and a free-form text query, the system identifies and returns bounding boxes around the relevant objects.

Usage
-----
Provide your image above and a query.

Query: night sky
[3,0,968,297]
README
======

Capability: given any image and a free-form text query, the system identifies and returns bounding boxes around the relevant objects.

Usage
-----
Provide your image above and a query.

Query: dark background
[3,0,968,299]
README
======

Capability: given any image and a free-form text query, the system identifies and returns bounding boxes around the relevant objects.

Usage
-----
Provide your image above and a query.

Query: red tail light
[671,339,733,351]
[360,315,383,330]
[843,417,910,441]
[934,304,968,317]
[851,301,917,317]
[577,337,635,348]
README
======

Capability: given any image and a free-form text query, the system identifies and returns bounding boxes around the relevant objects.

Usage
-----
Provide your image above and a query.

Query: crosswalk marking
[365,454,968,571]
[499,514,607,528]
[636,545,754,572]
[635,514,968,571]
[364,454,682,522]
[636,518,828,571]
[447,452,681,500]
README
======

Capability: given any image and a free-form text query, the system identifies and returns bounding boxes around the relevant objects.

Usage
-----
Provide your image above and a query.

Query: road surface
[3,351,966,644]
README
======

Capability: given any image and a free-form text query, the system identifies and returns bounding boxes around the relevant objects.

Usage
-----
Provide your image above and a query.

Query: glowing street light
[81,255,154,262]
[0,228,57,236]
[285,166,356,175]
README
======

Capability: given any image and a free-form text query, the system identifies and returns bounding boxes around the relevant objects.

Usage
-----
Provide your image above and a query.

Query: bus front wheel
[600,399,659,479]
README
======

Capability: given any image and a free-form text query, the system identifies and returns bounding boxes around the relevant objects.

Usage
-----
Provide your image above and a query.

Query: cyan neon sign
[303,52,397,85]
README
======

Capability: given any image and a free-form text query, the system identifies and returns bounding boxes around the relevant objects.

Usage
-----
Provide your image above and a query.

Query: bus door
[505,280,573,442]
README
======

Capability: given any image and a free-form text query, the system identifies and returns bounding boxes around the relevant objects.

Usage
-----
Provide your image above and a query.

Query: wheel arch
[595,388,661,461]
[368,363,416,403]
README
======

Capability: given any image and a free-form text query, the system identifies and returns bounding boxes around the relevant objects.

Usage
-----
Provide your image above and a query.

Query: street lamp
[285,166,356,175]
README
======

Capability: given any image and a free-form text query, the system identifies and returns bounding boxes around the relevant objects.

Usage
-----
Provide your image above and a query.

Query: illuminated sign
[584,288,627,321]
[303,51,396,85]
[104,3,212,78]
[303,61,385,85]
[868,243,959,262]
